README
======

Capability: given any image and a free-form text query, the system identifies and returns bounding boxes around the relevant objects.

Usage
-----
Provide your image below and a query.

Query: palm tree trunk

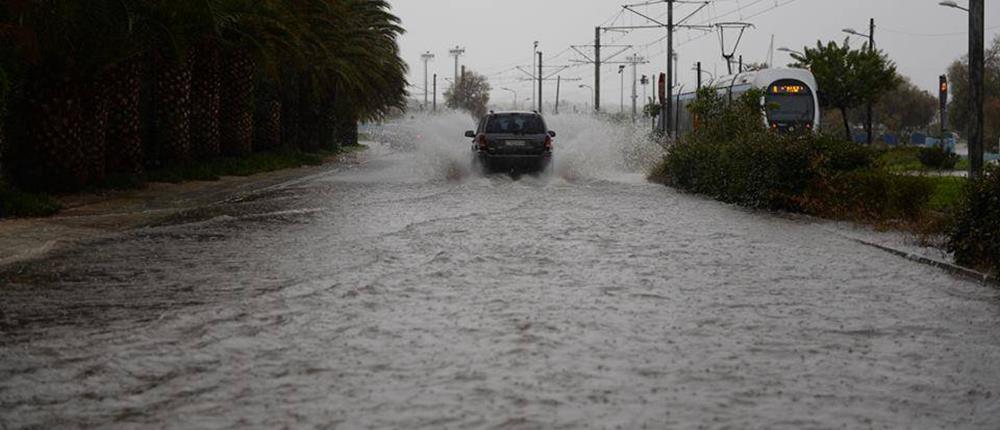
[318,97,338,152]
[220,49,255,156]
[253,81,281,151]
[12,77,88,192]
[280,73,303,151]
[105,58,145,178]
[191,39,222,159]
[81,76,110,184]
[254,96,282,151]
[151,49,193,165]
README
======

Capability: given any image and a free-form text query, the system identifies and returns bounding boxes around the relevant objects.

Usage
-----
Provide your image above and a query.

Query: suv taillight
[477,134,488,150]
[544,135,553,151]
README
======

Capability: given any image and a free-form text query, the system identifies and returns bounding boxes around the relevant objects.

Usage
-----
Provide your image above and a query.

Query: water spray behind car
[366,110,664,183]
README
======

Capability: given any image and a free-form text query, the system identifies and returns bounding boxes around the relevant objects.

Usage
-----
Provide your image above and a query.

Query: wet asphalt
[1,114,999,429]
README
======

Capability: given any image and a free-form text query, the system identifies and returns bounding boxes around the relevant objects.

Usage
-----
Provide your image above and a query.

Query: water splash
[363,111,663,183]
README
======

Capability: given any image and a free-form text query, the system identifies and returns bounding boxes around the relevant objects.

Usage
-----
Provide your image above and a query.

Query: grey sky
[389,0,998,106]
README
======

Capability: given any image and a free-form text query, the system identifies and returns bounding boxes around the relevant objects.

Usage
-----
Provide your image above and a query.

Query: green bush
[949,165,1000,273]
[657,88,932,223]
[917,145,960,170]
[807,170,934,221]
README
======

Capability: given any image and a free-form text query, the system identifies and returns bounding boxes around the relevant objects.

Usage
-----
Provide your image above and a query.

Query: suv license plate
[506,140,526,147]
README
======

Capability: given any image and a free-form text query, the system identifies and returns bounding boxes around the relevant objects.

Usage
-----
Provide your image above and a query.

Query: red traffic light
[658,73,666,103]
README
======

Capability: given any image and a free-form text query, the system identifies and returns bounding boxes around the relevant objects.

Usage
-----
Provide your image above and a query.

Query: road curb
[0,148,368,270]
[849,237,997,287]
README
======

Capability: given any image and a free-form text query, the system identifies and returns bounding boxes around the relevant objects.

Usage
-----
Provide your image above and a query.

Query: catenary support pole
[969,0,984,179]
[697,62,702,90]
[867,18,875,145]
[433,74,437,112]
[595,27,602,113]
[538,51,544,113]
[664,0,674,136]
[555,76,561,115]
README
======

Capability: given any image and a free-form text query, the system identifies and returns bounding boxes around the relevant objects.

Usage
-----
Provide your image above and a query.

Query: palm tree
[190,37,222,159]
[136,1,223,166]
[1,1,135,190]
[1,0,410,191]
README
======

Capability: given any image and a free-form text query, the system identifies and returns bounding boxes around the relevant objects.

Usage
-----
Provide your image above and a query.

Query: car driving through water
[466,111,555,174]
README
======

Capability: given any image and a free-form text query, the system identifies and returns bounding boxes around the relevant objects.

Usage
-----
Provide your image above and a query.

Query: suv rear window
[485,114,546,134]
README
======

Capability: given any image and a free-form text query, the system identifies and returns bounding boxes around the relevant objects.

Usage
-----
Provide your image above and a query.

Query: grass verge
[879,146,969,173]
[3,145,366,219]
[0,180,63,218]
[927,176,966,212]
[145,149,335,184]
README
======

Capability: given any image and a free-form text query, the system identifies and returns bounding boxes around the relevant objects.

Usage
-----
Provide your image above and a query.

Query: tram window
[765,79,814,123]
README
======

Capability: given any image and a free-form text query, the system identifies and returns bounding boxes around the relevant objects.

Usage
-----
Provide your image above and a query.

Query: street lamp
[939,0,969,11]
[940,0,984,179]
[691,66,715,81]
[501,87,518,110]
[618,65,626,114]
[777,47,804,56]
[843,20,876,145]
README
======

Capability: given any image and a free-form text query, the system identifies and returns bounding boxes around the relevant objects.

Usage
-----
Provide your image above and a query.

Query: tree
[0,0,409,191]
[791,39,899,140]
[946,34,1000,149]
[872,76,936,135]
[445,70,491,119]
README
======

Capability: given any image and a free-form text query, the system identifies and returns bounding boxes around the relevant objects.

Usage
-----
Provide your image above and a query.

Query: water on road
[2,113,999,429]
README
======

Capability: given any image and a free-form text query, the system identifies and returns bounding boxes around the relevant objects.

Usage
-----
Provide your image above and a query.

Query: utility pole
[595,28,601,112]
[696,62,702,90]
[939,75,949,137]
[448,46,465,84]
[420,51,435,110]
[969,0,985,179]
[619,65,626,113]
[572,30,634,113]
[626,54,648,122]
[867,18,875,146]
[532,41,539,111]
[538,51,544,113]
[844,20,876,144]
[665,0,674,137]
[555,76,562,114]
[433,74,438,112]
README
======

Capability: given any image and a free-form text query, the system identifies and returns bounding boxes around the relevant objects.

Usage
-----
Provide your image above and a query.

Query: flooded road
[2,114,999,429]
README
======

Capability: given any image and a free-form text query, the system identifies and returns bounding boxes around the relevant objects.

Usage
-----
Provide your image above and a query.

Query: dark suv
[465,111,555,173]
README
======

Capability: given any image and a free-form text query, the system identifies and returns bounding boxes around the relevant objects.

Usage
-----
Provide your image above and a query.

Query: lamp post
[501,87,518,110]
[532,41,539,110]
[939,0,969,11]
[843,20,876,145]
[618,65,626,114]
[691,65,715,90]
[420,51,435,110]
[777,46,804,56]
[579,84,595,112]
[941,0,985,180]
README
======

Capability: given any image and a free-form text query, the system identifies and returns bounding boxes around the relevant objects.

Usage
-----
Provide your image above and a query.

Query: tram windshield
[765,79,815,124]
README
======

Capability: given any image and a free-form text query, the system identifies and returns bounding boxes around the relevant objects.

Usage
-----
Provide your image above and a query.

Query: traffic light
[939,75,949,134]
[939,75,949,108]
[658,73,666,103]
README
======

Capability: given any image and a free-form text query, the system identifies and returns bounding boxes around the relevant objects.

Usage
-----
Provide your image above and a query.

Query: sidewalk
[0,150,365,268]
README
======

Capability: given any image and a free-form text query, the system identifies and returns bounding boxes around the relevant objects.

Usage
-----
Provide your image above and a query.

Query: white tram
[666,68,821,135]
